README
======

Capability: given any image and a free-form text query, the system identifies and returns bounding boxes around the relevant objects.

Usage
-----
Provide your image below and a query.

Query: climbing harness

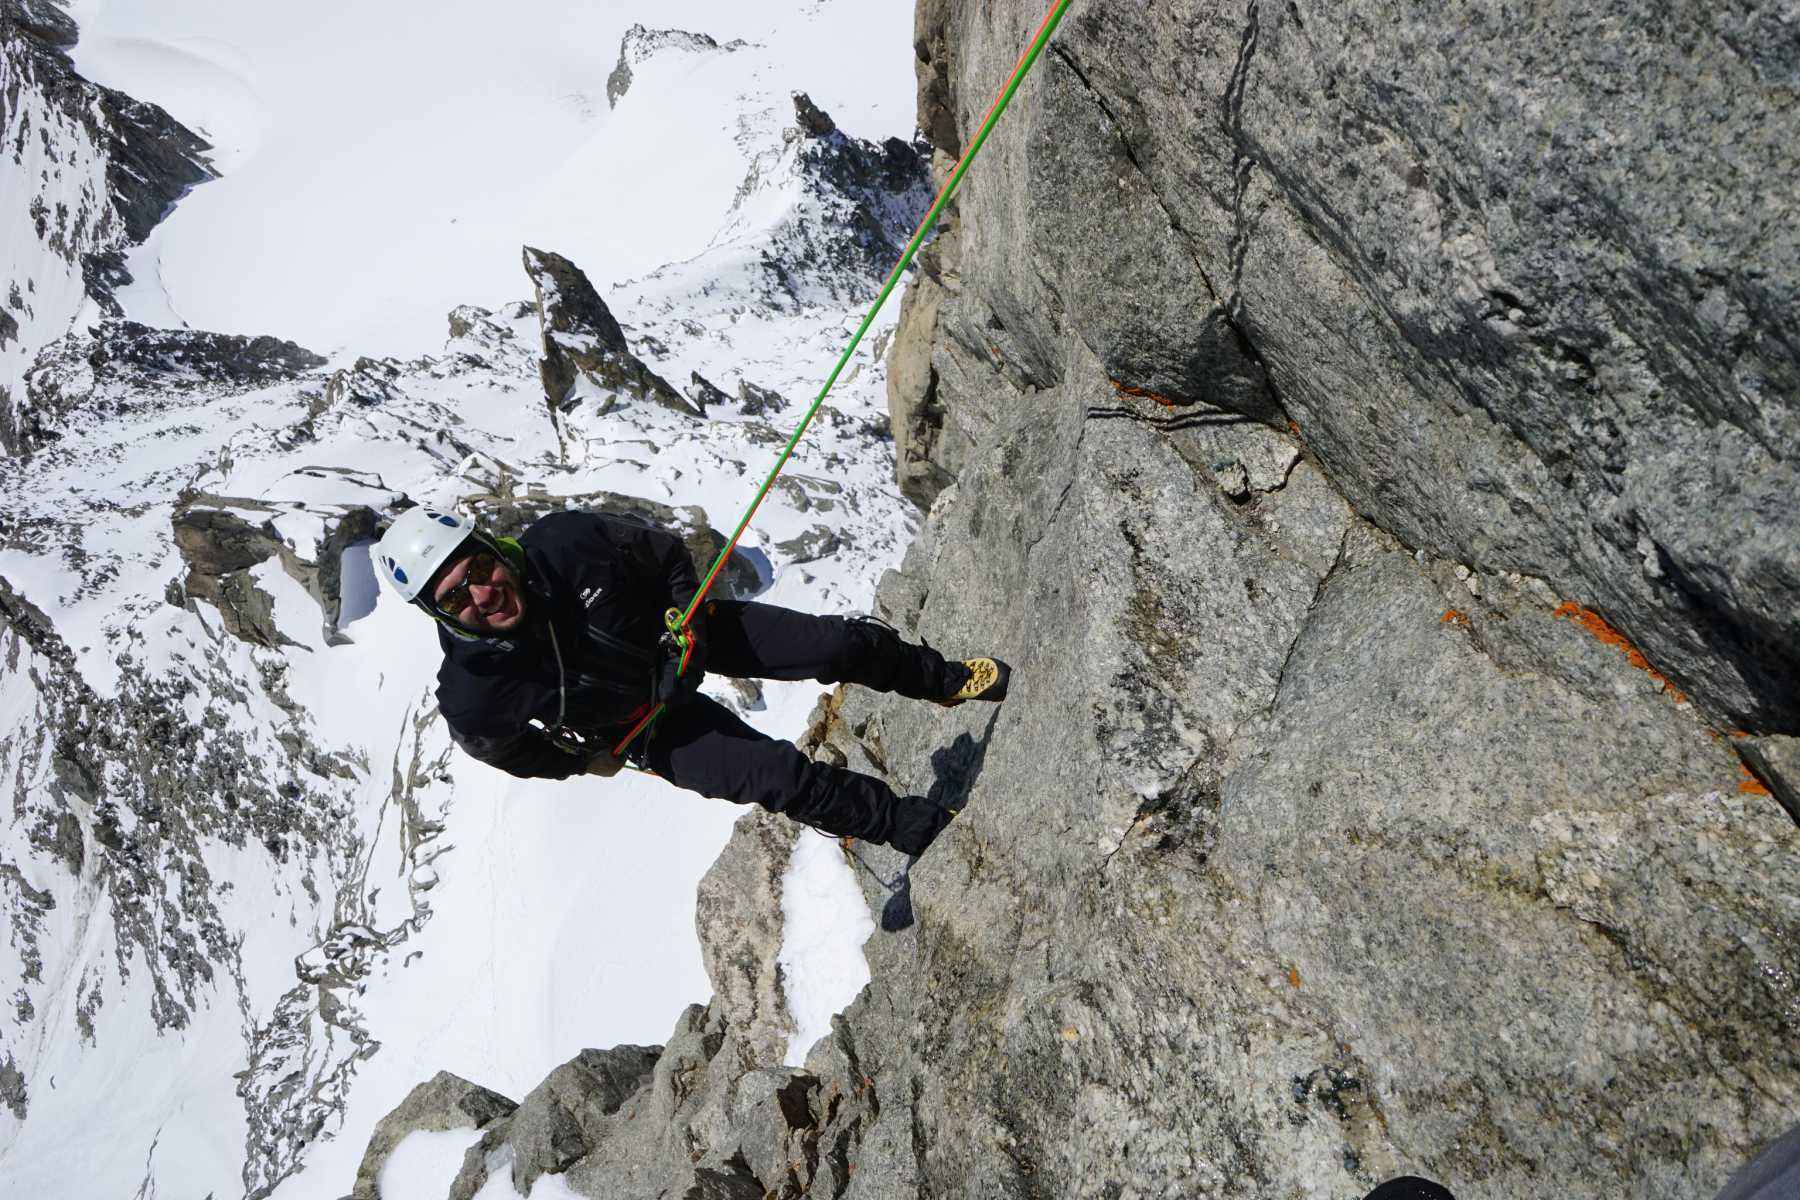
[611,0,1076,759]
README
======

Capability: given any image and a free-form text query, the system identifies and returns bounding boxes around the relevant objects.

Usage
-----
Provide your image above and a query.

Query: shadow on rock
[871,709,1003,932]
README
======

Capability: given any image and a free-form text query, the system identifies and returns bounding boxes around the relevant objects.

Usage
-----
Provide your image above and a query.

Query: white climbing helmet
[375,507,476,606]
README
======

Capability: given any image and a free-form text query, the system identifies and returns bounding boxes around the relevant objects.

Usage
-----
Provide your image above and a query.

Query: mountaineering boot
[938,656,1011,707]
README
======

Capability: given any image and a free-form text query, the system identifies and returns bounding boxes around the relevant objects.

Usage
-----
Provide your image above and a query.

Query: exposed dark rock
[320,357,402,414]
[70,324,331,385]
[170,503,296,648]
[605,25,730,110]
[735,379,787,417]
[912,0,960,156]
[169,498,373,649]
[447,304,511,342]
[172,506,286,579]
[1,0,214,323]
[522,246,699,420]
[775,127,933,308]
[13,322,326,454]
[773,525,840,564]
[0,1052,26,1120]
[9,0,78,47]
[686,370,729,413]
[311,507,382,642]
[792,92,836,138]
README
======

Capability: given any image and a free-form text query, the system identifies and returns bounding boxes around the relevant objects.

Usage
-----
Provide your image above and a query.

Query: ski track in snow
[1,4,924,1196]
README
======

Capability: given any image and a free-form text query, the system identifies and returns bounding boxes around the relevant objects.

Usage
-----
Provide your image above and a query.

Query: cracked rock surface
[430,3,1799,1198]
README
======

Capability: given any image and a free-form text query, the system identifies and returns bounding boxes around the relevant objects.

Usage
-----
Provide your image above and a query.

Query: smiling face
[432,548,526,633]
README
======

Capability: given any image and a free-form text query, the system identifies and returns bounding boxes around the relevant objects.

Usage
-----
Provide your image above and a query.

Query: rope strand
[616,0,1075,758]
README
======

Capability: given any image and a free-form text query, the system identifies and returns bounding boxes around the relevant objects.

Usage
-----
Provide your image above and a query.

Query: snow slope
[65,0,919,358]
[0,5,925,1197]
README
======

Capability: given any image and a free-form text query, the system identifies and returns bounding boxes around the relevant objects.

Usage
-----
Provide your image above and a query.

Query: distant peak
[607,25,744,109]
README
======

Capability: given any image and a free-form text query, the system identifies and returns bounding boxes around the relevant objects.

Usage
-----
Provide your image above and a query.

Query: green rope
[614,0,1075,759]
[681,0,1076,628]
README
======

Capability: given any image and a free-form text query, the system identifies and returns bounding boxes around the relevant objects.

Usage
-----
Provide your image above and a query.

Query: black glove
[652,624,705,706]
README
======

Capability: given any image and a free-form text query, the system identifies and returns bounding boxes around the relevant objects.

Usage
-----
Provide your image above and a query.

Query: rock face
[889,0,1800,736]
[522,246,700,422]
[0,0,212,282]
[15,321,326,455]
[379,4,1799,1199]
[847,2,1798,1196]
[171,502,297,648]
[1,2,216,450]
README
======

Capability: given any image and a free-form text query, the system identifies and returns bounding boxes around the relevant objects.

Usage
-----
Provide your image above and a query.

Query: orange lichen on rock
[1441,610,1470,627]
[1739,764,1773,797]
[1287,965,1302,988]
[1109,378,1181,407]
[1552,601,1688,703]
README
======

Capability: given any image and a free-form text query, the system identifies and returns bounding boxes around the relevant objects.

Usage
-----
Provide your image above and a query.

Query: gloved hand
[583,748,625,777]
[652,624,705,707]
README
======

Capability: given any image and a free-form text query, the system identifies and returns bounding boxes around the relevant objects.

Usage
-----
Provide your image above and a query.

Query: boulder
[170,503,296,649]
[735,379,788,417]
[686,371,730,413]
[521,246,699,419]
[350,1071,517,1200]
[694,811,798,1070]
[493,1045,661,1195]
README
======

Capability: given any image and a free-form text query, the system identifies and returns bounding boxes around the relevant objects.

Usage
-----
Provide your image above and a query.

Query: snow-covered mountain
[0,5,928,1196]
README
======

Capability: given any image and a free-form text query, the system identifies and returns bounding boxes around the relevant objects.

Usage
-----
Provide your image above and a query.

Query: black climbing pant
[641,601,959,854]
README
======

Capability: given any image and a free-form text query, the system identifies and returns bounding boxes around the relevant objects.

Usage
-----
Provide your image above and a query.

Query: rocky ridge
[605,25,742,110]
[371,3,1800,1199]
[0,0,214,445]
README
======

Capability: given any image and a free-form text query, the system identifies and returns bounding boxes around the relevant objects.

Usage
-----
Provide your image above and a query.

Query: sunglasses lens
[436,552,499,616]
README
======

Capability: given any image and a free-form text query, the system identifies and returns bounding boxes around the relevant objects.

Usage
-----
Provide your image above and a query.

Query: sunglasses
[433,551,500,616]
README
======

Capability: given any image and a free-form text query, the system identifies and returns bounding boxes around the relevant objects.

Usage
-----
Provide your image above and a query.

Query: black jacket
[436,511,699,779]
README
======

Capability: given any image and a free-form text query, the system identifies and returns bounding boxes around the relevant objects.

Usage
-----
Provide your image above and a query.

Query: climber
[374,506,1009,855]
